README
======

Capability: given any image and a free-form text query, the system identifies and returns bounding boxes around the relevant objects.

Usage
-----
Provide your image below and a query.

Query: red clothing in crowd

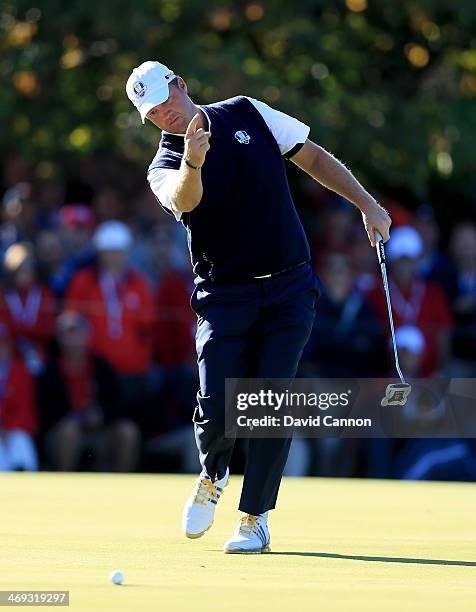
[65,266,154,374]
[0,357,37,435]
[155,271,195,368]
[367,278,453,375]
[0,285,56,353]
[59,357,93,412]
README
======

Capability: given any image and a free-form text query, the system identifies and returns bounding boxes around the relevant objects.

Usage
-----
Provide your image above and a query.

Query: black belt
[252,260,309,279]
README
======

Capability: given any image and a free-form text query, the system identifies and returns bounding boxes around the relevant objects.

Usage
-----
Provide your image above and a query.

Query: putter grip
[375,231,386,264]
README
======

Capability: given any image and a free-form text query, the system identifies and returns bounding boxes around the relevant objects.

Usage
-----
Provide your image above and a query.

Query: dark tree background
[1,0,476,219]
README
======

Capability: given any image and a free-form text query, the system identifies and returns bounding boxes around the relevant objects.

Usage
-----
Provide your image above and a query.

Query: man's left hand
[361,201,392,247]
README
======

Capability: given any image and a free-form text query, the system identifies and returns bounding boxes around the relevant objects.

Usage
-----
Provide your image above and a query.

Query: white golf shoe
[182,468,229,539]
[223,512,271,554]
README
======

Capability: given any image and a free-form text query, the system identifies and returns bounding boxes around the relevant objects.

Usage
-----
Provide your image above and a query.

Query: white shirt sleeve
[148,167,182,221]
[245,97,310,156]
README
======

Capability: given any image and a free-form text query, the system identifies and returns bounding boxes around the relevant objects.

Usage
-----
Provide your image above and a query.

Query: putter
[375,231,412,406]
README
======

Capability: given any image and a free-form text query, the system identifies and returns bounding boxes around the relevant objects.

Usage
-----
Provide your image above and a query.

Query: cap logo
[133,81,147,97]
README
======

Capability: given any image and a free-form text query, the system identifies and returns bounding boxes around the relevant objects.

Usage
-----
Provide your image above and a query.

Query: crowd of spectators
[0,151,475,481]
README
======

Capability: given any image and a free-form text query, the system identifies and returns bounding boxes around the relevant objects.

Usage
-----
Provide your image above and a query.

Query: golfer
[126,60,391,553]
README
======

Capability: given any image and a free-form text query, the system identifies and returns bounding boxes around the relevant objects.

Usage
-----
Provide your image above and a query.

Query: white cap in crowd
[395,325,426,354]
[93,221,133,251]
[387,226,424,261]
[126,61,175,123]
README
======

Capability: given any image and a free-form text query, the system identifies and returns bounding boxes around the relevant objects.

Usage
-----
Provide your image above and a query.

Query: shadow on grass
[270,552,476,567]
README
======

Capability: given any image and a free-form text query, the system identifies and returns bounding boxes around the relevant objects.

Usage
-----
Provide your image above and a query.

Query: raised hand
[184,113,211,169]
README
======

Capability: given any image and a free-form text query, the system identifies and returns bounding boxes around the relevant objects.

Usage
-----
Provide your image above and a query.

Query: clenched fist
[183,113,211,169]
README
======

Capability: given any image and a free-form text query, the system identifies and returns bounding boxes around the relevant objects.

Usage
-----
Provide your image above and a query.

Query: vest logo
[234,130,251,144]
[133,81,147,97]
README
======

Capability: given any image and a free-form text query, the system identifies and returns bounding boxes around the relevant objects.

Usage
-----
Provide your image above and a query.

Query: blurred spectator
[59,203,95,240]
[350,229,380,293]
[0,323,38,471]
[92,185,126,223]
[129,185,168,234]
[0,243,56,375]
[364,326,427,477]
[153,224,195,368]
[38,311,140,472]
[382,197,414,227]
[59,205,95,261]
[303,252,386,376]
[143,224,198,472]
[1,182,38,254]
[448,222,476,377]
[414,204,454,292]
[129,218,189,281]
[395,438,476,481]
[311,196,356,266]
[37,178,66,224]
[0,148,474,480]
[394,325,426,378]
[367,226,453,376]
[36,205,96,298]
[65,221,155,430]
[294,251,386,478]
[36,230,66,297]
[285,436,358,479]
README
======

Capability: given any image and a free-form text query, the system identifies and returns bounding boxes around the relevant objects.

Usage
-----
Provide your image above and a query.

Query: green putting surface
[1,472,475,611]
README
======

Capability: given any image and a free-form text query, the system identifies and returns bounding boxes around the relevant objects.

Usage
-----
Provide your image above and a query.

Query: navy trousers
[190,263,320,515]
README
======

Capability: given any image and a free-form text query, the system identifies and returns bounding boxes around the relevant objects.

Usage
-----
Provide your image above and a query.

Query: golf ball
[109,570,124,585]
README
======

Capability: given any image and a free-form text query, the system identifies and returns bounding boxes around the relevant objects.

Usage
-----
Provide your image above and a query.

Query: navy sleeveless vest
[148,96,310,284]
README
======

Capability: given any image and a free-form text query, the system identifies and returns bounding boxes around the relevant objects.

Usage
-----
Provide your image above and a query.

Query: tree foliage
[1,0,476,206]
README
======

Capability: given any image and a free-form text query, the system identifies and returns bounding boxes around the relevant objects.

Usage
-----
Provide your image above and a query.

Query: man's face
[146,78,192,134]
[392,255,419,285]
[98,249,127,273]
[13,260,35,288]
[58,322,90,353]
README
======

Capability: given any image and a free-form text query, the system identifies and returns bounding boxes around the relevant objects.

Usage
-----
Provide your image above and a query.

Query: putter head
[381,382,412,406]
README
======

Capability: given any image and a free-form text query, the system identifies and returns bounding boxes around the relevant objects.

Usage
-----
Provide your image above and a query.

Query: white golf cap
[126,61,176,124]
[395,325,426,354]
[387,226,423,260]
[93,221,133,251]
